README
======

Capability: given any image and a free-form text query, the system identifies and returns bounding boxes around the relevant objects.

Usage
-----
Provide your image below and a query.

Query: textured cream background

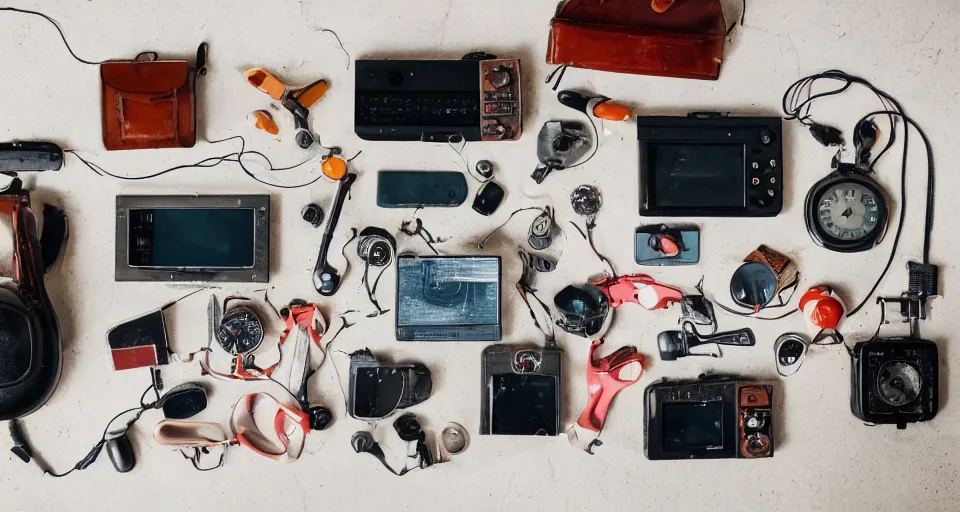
[1,0,958,511]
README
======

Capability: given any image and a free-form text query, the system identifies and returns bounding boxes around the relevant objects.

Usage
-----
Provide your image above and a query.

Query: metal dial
[815,182,882,241]
[216,307,264,355]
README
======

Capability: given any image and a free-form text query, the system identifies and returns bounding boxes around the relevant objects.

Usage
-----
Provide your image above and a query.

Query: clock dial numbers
[816,182,881,240]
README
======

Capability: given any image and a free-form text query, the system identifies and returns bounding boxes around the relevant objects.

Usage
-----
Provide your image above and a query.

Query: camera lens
[475,160,495,179]
[367,240,392,266]
[877,362,922,406]
[778,340,805,366]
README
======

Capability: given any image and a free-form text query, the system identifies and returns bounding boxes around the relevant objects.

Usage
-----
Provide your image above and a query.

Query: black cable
[400,217,444,255]
[0,7,103,65]
[782,71,934,317]
[844,110,935,316]
[476,207,546,249]
[66,136,328,188]
[710,276,802,321]
[569,221,616,278]
[545,64,568,91]
[566,112,600,170]
[318,28,350,70]
[41,382,158,477]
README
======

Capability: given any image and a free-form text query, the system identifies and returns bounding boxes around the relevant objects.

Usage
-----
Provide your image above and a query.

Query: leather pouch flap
[101,61,189,93]
[553,0,725,36]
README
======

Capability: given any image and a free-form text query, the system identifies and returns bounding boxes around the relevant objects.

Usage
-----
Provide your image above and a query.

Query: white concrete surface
[1,0,958,510]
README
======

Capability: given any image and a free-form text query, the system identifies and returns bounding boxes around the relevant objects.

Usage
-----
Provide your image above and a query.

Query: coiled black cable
[782,71,935,317]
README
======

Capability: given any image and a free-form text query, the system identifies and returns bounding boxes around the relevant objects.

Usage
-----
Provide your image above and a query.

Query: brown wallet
[100,44,208,151]
[546,0,726,80]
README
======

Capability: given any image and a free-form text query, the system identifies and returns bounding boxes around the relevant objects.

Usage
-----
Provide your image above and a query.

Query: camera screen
[397,257,500,327]
[661,401,724,451]
[647,143,746,209]
[352,367,405,418]
[129,208,256,269]
[489,373,558,435]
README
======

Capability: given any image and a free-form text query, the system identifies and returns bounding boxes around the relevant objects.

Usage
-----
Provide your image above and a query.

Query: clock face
[815,182,882,242]
[216,308,264,355]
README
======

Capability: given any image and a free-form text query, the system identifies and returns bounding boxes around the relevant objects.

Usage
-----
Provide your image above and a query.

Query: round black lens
[777,340,806,366]
[730,261,778,309]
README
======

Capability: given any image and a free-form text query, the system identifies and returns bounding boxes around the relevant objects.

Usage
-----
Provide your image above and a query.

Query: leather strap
[155,392,311,463]
[744,245,799,291]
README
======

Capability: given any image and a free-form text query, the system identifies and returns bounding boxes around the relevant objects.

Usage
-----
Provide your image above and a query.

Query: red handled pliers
[577,339,646,432]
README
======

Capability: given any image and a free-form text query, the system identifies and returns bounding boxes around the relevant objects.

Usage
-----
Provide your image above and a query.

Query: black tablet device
[638,114,783,217]
[480,344,562,436]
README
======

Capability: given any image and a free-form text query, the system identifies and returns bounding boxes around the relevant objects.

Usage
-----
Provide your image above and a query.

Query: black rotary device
[805,169,888,252]
[804,119,890,253]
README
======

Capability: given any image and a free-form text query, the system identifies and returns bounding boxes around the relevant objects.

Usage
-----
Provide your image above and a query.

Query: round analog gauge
[216,307,264,355]
[806,174,888,252]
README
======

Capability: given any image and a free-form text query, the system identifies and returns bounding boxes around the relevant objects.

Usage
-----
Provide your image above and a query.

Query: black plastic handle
[313,173,357,296]
[701,328,756,347]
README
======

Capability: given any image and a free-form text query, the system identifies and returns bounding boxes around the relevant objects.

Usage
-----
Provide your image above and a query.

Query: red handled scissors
[577,339,646,432]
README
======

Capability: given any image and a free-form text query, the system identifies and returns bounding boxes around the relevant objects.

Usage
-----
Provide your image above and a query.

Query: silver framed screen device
[395,255,501,341]
[115,195,270,283]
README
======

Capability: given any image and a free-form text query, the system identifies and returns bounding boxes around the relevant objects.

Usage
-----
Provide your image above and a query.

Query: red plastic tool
[577,339,645,432]
[591,274,684,310]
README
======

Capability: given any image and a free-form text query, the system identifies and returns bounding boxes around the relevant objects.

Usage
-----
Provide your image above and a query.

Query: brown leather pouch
[547,0,726,80]
[100,44,208,150]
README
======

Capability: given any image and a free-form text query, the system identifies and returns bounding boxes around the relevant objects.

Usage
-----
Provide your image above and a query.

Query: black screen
[0,306,31,385]
[130,208,255,269]
[648,143,745,209]
[662,401,724,452]
[352,367,405,418]
[490,373,558,435]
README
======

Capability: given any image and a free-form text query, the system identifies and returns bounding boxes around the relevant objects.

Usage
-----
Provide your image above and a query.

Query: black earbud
[393,413,423,442]
[308,406,333,431]
[351,431,377,453]
[301,203,325,227]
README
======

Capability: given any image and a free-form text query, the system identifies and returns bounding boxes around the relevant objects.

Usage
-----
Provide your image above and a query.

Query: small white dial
[816,182,881,241]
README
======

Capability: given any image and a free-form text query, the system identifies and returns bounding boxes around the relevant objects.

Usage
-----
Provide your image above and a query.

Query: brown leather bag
[547,0,726,80]
[100,44,208,151]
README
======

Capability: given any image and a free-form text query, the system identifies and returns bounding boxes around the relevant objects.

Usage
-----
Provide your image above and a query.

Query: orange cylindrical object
[593,101,631,122]
[322,157,348,181]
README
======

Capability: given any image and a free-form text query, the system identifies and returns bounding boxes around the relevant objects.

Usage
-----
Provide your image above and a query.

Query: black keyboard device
[355,56,522,142]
